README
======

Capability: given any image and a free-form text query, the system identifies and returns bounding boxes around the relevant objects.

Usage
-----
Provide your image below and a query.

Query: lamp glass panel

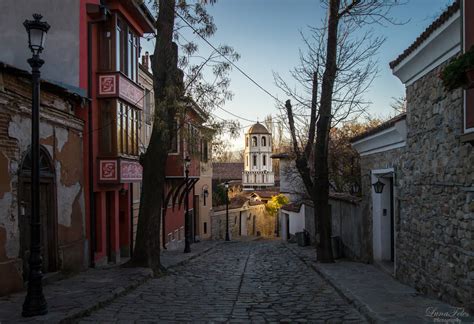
[29,28,44,53]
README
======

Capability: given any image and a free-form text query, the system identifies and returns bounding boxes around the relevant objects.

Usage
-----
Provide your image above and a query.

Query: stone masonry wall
[397,61,473,311]
[211,204,270,240]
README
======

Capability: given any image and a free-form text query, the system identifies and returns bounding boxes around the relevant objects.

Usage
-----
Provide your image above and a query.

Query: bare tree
[390,95,407,114]
[275,0,402,262]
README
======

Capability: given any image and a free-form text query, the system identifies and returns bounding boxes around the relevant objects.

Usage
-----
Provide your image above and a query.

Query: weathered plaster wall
[196,161,213,240]
[359,147,404,263]
[0,71,85,295]
[397,62,473,311]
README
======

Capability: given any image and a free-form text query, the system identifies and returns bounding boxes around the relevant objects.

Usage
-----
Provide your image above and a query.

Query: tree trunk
[130,0,179,275]
[313,0,340,263]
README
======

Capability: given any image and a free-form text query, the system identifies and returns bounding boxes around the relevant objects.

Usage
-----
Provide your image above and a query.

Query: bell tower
[242,122,275,190]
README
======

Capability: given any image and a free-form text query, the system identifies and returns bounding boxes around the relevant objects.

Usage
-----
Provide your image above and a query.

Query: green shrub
[441,47,474,91]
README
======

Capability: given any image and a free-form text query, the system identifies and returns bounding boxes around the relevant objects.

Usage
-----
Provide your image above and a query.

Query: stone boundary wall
[210,204,271,240]
[398,61,473,311]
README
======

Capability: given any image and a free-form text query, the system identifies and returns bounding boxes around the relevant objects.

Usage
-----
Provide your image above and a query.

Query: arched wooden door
[18,146,58,280]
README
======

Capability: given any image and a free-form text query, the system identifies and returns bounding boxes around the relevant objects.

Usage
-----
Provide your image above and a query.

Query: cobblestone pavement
[0,241,217,323]
[287,244,474,323]
[80,240,366,323]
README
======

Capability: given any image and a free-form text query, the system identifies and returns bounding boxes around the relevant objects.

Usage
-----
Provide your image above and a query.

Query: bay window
[99,100,141,157]
[101,14,139,82]
[117,101,140,156]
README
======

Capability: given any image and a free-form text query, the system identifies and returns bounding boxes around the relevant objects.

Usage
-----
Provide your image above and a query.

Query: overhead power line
[173,8,284,106]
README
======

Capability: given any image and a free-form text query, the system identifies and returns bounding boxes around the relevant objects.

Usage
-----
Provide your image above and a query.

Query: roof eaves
[350,113,406,143]
[389,0,460,69]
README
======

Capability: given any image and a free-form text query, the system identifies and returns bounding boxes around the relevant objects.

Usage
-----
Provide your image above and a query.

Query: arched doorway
[18,146,58,280]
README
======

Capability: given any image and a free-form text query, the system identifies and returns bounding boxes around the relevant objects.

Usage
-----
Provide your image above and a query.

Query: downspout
[129,184,134,258]
[87,3,108,268]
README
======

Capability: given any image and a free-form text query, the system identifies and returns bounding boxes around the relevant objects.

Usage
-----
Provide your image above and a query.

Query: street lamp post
[184,156,191,253]
[22,13,50,317]
[225,182,230,241]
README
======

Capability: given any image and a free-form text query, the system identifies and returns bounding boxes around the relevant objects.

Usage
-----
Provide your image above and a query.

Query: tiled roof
[350,113,406,143]
[389,0,460,69]
[281,193,361,212]
[0,61,87,100]
[281,202,303,212]
[270,152,293,159]
[252,190,280,199]
[212,162,244,181]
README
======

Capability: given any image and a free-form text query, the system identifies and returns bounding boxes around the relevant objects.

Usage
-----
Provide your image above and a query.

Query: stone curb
[64,242,222,323]
[284,243,383,324]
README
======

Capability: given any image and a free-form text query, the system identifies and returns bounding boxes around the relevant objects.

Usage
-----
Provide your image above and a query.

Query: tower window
[263,155,266,166]
[253,155,257,167]
[252,136,257,146]
[246,137,249,147]
[262,136,266,146]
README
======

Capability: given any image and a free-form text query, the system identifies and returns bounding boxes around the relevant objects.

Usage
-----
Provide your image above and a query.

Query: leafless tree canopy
[274,0,403,262]
[274,0,403,186]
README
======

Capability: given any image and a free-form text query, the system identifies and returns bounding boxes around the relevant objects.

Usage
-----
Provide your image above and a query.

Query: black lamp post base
[22,293,48,317]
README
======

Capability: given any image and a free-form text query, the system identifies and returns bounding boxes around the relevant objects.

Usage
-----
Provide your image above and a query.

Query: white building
[242,123,275,190]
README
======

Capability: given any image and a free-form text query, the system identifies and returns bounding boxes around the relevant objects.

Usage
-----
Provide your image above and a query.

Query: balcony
[97,72,144,109]
[242,171,275,188]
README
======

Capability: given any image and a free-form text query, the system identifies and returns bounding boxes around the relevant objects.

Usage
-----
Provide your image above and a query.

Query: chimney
[141,51,149,70]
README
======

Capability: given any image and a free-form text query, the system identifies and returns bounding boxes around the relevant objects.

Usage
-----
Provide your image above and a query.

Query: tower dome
[247,122,270,134]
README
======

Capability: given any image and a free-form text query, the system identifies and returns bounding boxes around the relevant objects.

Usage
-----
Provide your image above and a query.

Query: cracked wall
[0,71,85,295]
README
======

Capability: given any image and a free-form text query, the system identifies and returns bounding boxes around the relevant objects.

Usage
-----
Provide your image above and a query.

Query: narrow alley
[80,240,365,323]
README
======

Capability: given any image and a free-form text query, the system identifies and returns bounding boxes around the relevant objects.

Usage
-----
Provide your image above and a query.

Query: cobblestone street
[80,240,365,323]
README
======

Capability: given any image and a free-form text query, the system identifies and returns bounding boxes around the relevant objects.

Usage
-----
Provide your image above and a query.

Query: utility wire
[174,7,285,106]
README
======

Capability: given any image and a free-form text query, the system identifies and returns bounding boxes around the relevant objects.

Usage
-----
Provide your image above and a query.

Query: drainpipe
[129,184,133,258]
[86,3,108,268]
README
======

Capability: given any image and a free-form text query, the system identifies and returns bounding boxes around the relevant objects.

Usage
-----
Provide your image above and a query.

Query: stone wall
[396,62,473,311]
[0,70,86,296]
[211,204,270,240]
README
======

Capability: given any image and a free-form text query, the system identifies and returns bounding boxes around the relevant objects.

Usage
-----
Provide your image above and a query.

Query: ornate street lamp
[22,13,50,318]
[184,156,191,253]
[224,181,230,241]
[372,179,385,194]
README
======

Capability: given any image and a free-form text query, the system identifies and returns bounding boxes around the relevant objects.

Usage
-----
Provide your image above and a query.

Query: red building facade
[77,0,154,265]
[162,103,206,250]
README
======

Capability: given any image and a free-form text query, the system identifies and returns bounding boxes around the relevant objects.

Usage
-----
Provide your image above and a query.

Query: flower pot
[466,68,474,89]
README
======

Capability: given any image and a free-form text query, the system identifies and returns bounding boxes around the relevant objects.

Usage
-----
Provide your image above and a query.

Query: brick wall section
[0,70,86,296]
[397,61,473,311]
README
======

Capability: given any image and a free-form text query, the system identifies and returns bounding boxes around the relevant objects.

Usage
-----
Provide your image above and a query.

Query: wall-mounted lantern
[372,179,385,194]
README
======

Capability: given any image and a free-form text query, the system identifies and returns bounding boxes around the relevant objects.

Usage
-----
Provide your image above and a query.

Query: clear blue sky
[143,0,453,150]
